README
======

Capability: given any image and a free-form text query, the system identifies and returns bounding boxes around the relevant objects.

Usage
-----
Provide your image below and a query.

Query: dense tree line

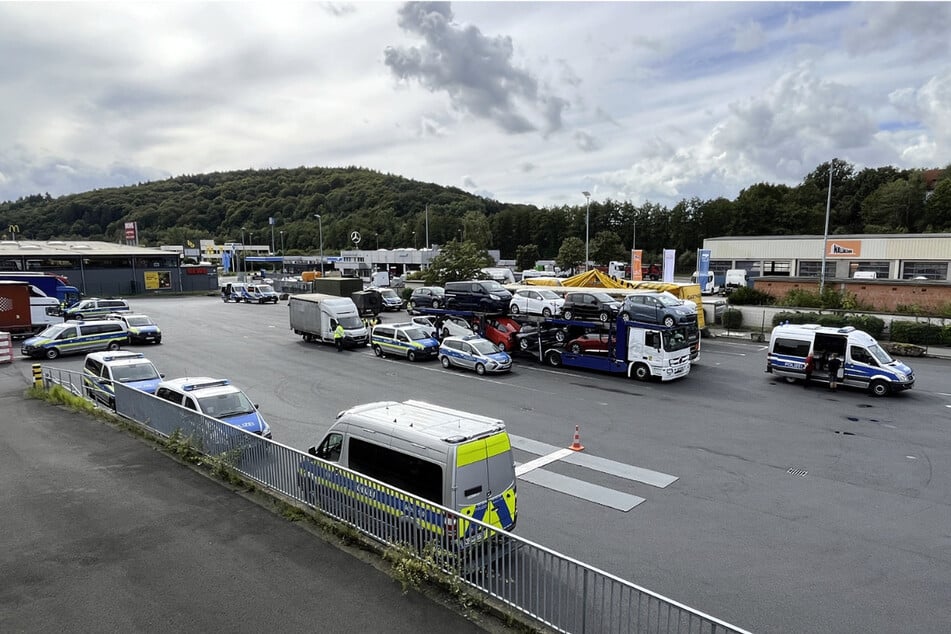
[1,161,949,268]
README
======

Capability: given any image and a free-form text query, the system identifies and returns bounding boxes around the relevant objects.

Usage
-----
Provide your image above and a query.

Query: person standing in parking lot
[803,353,814,388]
[827,353,842,391]
[334,322,346,352]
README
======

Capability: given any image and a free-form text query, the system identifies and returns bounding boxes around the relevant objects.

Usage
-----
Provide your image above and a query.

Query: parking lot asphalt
[0,363,499,633]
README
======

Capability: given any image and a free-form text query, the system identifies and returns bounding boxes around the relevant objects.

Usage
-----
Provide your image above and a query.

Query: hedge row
[770,311,886,339]
[889,321,951,346]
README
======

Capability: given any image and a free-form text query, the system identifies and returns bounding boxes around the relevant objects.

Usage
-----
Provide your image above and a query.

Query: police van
[21,319,129,360]
[83,351,164,409]
[766,324,915,396]
[63,298,131,320]
[370,323,439,361]
[298,400,517,547]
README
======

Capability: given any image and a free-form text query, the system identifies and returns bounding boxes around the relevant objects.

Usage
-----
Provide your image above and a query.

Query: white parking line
[515,448,575,476]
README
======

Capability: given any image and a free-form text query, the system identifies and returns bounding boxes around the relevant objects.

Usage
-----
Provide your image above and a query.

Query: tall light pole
[425,204,430,250]
[820,162,834,295]
[314,214,324,277]
[582,191,591,271]
[279,230,285,272]
[240,227,246,280]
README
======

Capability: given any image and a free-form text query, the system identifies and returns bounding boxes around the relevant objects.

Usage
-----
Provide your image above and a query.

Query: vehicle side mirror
[307,446,318,457]
[254,403,260,409]
[159,373,165,378]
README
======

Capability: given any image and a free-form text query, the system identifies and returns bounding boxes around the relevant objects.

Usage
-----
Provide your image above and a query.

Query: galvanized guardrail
[41,366,750,634]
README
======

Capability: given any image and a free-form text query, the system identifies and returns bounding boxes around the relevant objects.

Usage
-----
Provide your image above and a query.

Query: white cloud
[0,1,948,208]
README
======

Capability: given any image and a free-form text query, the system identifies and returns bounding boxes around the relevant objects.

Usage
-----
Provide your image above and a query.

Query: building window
[709,261,732,275]
[902,262,948,280]
[762,260,791,275]
[798,261,835,278]
[734,260,761,273]
[850,261,890,279]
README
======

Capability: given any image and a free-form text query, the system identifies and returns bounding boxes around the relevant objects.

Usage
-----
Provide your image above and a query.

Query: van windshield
[257,285,275,293]
[404,327,431,340]
[338,315,363,329]
[482,280,505,292]
[868,344,894,365]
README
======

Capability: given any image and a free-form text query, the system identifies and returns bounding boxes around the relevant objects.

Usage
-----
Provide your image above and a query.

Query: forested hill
[1,161,949,262]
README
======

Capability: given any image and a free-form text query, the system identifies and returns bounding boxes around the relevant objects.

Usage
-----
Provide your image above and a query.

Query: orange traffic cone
[569,425,584,452]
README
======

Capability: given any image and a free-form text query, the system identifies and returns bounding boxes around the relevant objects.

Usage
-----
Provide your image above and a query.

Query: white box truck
[289,293,369,348]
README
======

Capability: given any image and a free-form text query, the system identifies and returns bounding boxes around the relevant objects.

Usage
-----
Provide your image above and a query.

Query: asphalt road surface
[27,295,951,633]
[0,365,493,633]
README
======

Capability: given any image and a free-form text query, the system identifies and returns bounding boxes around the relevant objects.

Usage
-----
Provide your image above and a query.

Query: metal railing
[41,366,751,634]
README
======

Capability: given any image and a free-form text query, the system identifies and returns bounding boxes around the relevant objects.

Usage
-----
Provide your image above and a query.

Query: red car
[566,332,613,354]
[482,317,521,352]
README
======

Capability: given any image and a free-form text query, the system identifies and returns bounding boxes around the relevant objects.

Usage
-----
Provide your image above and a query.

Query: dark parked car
[407,286,446,313]
[619,292,697,327]
[444,280,513,314]
[560,292,622,322]
[515,321,567,352]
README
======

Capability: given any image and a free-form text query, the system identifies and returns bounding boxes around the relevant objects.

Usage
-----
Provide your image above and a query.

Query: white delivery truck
[289,293,369,348]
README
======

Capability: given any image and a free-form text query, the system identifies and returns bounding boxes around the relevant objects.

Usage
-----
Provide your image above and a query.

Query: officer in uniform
[334,322,346,352]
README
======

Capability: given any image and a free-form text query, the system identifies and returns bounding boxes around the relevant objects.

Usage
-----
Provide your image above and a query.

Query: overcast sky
[1,1,949,209]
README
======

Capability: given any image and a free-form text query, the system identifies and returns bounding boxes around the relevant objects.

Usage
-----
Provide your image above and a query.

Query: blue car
[438,335,512,375]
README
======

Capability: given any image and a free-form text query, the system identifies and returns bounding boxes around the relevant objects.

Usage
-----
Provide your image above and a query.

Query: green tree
[923,178,951,231]
[590,230,626,265]
[861,178,925,232]
[461,210,492,249]
[515,243,540,271]
[422,240,493,285]
[556,236,585,274]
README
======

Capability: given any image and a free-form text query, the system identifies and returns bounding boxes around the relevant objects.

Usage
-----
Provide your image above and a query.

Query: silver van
[298,400,517,546]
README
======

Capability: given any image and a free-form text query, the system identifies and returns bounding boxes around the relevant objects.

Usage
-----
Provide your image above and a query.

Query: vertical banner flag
[697,249,711,290]
[662,249,676,283]
[222,250,232,273]
[631,250,643,281]
[124,221,138,244]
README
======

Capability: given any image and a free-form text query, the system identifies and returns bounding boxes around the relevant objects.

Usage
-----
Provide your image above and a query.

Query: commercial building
[0,240,218,297]
[703,234,951,281]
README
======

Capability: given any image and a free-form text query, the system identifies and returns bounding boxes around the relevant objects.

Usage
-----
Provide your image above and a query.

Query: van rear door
[453,433,517,533]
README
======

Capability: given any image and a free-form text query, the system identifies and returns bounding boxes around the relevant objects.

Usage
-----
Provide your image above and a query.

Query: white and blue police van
[154,377,272,438]
[766,324,914,396]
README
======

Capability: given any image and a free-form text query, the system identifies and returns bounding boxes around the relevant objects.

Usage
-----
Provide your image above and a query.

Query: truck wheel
[869,380,890,397]
[407,350,417,362]
[373,345,384,357]
[475,363,486,376]
[663,316,676,327]
[633,364,650,381]
[45,347,60,360]
[562,309,573,320]
[440,356,451,369]
[545,350,562,367]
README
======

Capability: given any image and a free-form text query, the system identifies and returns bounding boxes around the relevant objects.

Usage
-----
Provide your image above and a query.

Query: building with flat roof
[0,240,218,296]
[702,234,951,281]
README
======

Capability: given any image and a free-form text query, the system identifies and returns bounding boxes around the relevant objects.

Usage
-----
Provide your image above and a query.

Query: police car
[107,313,162,344]
[83,351,164,409]
[153,377,272,438]
[438,335,513,375]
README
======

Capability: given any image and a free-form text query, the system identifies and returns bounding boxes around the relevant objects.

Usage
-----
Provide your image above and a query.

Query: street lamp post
[413,231,417,250]
[820,163,834,295]
[314,214,324,277]
[582,191,591,271]
[279,231,285,272]
[241,227,246,280]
